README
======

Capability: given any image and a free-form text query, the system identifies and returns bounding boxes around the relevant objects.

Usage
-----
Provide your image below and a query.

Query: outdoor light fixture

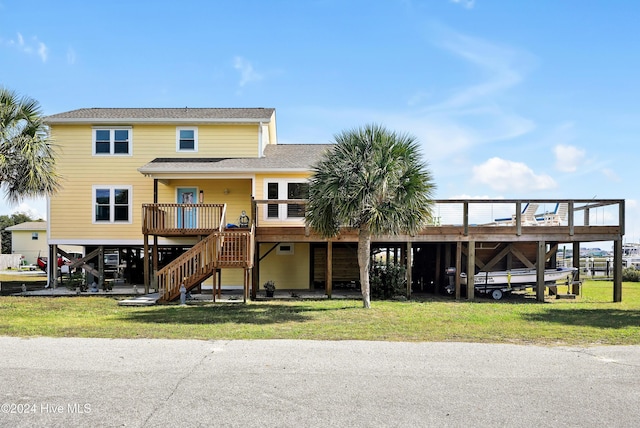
[199,190,204,203]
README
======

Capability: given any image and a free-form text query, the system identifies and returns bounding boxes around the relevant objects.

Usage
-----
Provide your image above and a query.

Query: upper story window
[265,180,309,220]
[93,128,132,155]
[32,232,39,240]
[93,185,132,224]
[177,127,198,152]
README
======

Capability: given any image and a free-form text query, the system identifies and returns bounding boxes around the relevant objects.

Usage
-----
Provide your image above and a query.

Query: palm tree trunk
[358,226,372,308]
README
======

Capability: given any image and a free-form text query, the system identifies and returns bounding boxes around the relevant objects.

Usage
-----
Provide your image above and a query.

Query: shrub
[369,262,407,299]
[622,267,640,282]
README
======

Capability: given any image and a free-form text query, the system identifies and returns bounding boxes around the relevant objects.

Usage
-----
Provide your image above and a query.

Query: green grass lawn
[0,280,638,345]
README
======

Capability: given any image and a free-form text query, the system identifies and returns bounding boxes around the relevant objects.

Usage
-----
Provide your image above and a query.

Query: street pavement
[1,337,639,427]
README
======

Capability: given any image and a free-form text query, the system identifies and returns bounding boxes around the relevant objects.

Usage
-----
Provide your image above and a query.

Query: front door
[177,187,197,228]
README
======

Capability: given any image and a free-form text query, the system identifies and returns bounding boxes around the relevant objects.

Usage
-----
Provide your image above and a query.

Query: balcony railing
[252,199,625,233]
[142,203,226,235]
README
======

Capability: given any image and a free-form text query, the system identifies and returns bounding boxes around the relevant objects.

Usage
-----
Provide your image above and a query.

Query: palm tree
[306,124,436,308]
[0,87,59,203]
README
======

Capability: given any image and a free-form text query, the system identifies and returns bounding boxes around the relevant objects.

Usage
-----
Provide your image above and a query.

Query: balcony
[142,203,226,236]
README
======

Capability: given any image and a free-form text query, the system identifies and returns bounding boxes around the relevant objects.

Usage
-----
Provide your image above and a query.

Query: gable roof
[45,108,275,124]
[138,144,334,176]
[5,221,47,231]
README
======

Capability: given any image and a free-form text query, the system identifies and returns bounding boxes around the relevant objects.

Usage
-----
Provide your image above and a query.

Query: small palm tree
[306,124,436,308]
[0,87,59,203]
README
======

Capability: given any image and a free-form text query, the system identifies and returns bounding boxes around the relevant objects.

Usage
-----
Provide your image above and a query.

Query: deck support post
[406,241,412,299]
[455,242,462,300]
[326,241,333,299]
[572,241,580,283]
[251,244,259,300]
[143,236,149,294]
[466,241,475,300]
[152,235,158,289]
[98,246,104,289]
[49,244,57,289]
[536,240,546,302]
[614,238,622,302]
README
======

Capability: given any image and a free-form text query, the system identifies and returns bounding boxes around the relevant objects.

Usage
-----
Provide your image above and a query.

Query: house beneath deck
[45,108,625,303]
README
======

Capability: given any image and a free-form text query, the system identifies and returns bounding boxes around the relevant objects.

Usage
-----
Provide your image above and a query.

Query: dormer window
[177,127,198,152]
[93,128,131,155]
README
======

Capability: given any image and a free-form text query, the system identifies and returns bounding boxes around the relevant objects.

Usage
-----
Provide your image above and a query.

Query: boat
[457,267,577,300]
[623,243,640,269]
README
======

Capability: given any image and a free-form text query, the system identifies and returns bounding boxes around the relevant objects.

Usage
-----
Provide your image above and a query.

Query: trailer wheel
[491,289,503,300]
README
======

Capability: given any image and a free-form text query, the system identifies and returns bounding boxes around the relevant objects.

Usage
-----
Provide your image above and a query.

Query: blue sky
[1,0,638,242]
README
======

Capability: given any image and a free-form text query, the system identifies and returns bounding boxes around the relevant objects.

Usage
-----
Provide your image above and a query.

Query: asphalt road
[1,337,639,427]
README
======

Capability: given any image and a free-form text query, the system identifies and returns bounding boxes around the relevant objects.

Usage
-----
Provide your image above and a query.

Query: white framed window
[93,185,133,224]
[177,127,198,152]
[32,232,39,240]
[264,180,309,220]
[93,127,132,155]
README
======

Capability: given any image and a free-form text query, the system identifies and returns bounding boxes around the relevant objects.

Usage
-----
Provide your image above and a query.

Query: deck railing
[156,225,254,302]
[142,203,226,235]
[252,199,625,233]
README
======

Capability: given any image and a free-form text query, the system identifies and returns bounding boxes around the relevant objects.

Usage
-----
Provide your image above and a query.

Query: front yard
[0,280,638,345]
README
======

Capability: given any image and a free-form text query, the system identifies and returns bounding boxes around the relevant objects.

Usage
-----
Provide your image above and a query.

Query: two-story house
[45,108,337,301]
[45,108,625,303]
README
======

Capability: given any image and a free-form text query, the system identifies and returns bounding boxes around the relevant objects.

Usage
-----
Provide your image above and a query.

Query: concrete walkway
[1,337,639,427]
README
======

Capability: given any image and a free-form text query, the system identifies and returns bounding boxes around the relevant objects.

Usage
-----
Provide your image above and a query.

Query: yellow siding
[158,179,253,225]
[49,123,260,243]
[258,243,310,289]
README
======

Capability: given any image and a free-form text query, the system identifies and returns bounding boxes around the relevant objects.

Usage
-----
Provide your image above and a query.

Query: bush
[622,267,640,282]
[370,262,407,299]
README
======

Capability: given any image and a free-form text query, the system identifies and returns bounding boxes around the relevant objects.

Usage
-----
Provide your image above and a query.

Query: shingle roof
[5,221,47,231]
[138,144,334,175]
[45,108,275,123]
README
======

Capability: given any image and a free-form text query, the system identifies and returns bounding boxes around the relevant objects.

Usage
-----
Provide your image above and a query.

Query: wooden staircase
[156,225,254,302]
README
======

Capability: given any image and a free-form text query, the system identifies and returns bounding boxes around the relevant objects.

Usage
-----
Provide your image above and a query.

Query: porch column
[326,241,333,299]
[536,240,546,302]
[614,238,622,302]
[466,241,475,300]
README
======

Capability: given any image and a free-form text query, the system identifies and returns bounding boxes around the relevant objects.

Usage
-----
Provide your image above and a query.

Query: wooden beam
[143,237,149,294]
[326,241,333,299]
[511,246,535,269]
[98,246,104,288]
[461,245,486,269]
[406,242,412,300]
[536,241,545,302]
[480,244,512,272]
[455,242,462,300]
[466,241,475,300]
[614,238,622,302]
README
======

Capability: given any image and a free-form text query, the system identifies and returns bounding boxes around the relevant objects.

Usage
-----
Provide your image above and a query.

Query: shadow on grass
[521,308,640,329]
[120,302,357,325]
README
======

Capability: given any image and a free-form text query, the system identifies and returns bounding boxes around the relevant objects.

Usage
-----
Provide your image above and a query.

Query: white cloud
[0,199,47,220]
[67,47,76,64]
[472,157,556,192]
[450,0,475,9]
[601,168,621,182]
[233,56,263,87]
[37,41,47,62]
[3,32,48,63]
[554,144,585,172]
